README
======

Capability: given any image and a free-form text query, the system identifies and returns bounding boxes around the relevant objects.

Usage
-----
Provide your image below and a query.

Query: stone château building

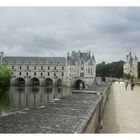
[123,51,138,79]
[0,51,96,88]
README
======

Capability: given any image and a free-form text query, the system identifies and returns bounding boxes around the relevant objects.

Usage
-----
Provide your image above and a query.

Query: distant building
[123,51,138,79]
[0,50,96,88]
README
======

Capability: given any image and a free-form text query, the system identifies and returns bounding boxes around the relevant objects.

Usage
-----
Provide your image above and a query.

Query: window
[48,72,50,76]
[80,73,84,77]
[48,67,50,70]
[54,73,56,76]
[20,66,21,69]
[62,72,64,76]
[27,66,29,70]
[26,72,28,76]
[19,72,21,75]
[88,68,90,74]
[41,72,43,76]
[81,67,84,70]
[54,67,56,70]
[41,66,43,70]
[34,72,36,76]
[34,66,36,70]
[62,67,64,70]
[12,66,14,69]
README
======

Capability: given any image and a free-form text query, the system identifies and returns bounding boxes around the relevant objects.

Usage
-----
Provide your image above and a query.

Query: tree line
[96,61,140,79]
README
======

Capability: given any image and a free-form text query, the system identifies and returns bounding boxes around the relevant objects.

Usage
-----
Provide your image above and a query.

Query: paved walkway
[101,82,140,133]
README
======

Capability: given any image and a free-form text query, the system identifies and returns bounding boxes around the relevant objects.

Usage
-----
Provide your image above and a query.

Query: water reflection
[0,86,72,116]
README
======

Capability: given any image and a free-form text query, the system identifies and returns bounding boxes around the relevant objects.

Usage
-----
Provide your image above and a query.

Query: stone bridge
[10,76,89,89]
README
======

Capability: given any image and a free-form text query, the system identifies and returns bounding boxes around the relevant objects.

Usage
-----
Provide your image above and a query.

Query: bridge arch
[45,78,53,87]
[31,77,40,86]
[75,79,85,89]
[16,77,25,86]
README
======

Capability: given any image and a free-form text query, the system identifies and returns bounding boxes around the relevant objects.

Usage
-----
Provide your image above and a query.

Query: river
[0,86,73,117]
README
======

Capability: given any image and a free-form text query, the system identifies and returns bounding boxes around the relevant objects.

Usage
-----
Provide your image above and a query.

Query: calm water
[0,86,73,117]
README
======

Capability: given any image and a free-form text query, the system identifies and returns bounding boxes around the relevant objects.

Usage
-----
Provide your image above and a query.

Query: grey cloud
[0,7,140,63]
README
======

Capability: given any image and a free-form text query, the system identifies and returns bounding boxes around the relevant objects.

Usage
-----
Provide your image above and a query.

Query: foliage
[0,66,12,88]
[123,73,133,80]
[96,61,125,78]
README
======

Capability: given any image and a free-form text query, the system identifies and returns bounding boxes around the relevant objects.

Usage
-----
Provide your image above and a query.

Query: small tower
[0,51,4,64]
[124,51,138,79]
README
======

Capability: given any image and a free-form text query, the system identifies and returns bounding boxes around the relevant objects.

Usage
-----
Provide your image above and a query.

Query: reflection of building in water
[9,87,72,109]
[0,50,96,89]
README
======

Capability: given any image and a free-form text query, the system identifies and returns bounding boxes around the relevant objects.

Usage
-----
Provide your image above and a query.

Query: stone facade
[123,51,138,79]
[0,50,96,88]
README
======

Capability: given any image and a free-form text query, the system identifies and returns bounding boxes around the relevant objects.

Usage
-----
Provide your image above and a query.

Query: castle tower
[0,51,4,65]
[123,51,138,79]
[133,55,138,79]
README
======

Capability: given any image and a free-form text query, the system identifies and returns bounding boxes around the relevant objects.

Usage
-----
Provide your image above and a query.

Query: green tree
[96,61,124,78]
[123,73,132,80]
[0,66,12,88]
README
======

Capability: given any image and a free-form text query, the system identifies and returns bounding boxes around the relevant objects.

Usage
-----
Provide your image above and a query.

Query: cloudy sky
[0,7,140,63]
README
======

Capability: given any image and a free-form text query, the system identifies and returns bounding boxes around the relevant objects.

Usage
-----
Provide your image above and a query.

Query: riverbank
[0,82,111,133]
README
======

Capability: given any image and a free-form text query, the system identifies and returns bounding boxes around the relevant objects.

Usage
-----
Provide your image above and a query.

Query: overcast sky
[0,7,140,63]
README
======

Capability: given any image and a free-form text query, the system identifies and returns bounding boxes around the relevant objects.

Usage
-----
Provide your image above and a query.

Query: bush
[0,66,12,88]
[123,73,133,80]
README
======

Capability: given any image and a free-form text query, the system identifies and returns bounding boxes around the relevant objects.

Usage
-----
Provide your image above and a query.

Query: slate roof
[67,51,95,65]
[3,57,66,65]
